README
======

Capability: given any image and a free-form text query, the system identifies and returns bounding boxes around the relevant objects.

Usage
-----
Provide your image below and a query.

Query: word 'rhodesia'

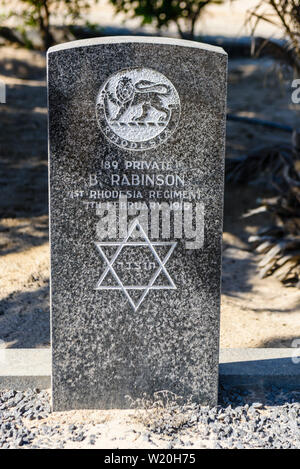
[96,195,204,249]
[111,173,184,187]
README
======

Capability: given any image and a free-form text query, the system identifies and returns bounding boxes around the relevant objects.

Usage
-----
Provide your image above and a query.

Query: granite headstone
[48,36,227,411]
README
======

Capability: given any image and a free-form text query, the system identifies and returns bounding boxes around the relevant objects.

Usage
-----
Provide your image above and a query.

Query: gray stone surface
[2,348,300,393]
[48,36,227,410]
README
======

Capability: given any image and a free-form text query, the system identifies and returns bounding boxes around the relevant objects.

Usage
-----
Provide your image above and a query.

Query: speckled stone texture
[48,37,227,411]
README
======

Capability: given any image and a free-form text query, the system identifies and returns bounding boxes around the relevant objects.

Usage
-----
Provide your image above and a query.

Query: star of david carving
[94,219,177,311]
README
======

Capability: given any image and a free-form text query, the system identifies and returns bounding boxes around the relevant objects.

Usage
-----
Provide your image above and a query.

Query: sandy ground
[24,405,213,449]
[0,46,300,350]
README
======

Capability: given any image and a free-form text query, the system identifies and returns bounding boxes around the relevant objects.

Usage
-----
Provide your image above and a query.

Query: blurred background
[0,0,300,350]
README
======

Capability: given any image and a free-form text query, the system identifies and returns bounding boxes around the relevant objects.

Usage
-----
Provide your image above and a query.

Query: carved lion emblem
[96,68,181,151]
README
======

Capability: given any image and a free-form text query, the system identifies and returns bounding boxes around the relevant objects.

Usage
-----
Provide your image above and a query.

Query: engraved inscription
[95,219,177,312]
[96,68,181,150]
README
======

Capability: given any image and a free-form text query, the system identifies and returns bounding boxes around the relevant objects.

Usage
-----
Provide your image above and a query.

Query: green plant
[0,0,97,50]
[109,0,225,40]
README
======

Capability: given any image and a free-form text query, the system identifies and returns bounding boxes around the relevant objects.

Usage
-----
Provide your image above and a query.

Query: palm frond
[226,142,294,185]
[227,127,300,286]
[249,228,300,285]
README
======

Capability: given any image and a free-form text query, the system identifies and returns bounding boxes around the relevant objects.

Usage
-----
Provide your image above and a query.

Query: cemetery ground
[1,44,300,449]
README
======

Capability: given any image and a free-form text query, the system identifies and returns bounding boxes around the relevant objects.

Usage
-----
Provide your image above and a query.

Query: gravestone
[48,36,227,411]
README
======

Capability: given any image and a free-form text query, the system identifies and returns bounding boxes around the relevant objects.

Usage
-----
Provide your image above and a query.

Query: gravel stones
[1,386,300,448]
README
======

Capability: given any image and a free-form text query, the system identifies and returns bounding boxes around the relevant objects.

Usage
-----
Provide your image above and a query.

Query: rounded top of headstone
[47,36,227,56]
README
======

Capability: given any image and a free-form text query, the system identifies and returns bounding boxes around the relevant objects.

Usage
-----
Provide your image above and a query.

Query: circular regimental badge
[96,68,181,151]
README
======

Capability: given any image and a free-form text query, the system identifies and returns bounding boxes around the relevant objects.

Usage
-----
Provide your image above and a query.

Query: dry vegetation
[225,1,300,287]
